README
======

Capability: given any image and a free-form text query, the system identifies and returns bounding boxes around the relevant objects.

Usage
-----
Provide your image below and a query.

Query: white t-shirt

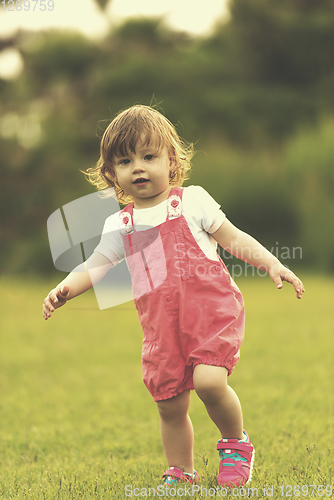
[94,185,226,265]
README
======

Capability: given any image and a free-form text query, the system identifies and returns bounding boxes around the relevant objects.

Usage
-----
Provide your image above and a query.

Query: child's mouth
[134,178,149,185]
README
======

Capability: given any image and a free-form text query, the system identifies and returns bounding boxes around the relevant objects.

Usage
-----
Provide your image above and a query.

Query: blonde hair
[83,105,194,204]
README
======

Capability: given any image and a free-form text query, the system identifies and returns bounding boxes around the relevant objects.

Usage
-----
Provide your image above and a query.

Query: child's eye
[145,154,155,161]
[119,158,130,165]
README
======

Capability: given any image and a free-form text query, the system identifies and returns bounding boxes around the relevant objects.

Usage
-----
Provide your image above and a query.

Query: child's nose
[132,159,145,172]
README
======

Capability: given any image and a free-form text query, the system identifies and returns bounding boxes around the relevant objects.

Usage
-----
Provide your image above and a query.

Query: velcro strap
[217,441,253,453]
[162,467,186,481]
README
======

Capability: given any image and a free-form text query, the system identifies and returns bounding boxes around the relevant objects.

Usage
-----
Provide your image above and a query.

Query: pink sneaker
[217,430,255,487]
[162,467,199,486]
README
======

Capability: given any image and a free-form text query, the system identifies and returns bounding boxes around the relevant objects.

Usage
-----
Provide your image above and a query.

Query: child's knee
[193,364,228,404]
[156,390,190,421]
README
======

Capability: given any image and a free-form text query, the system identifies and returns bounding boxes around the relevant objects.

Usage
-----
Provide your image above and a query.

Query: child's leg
[156,390,194,473]
[193,364,243,440]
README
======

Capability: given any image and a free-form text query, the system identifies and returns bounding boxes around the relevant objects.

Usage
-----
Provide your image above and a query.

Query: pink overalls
[120,187,245,402]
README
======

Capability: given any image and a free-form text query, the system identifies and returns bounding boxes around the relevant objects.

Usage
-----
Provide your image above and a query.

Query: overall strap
[120,204,134,235]
[167,187,189,280]
[119,205,136,273]
[167,187,184,220]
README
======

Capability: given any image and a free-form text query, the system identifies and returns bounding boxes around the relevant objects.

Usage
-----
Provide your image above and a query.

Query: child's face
[113,137,173,208]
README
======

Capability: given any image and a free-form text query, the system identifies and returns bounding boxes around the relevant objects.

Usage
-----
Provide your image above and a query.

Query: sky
[0,0,229,78]
[0,0,229,39]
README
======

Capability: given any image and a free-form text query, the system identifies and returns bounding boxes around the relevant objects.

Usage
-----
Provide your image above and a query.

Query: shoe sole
[245,447,255,485]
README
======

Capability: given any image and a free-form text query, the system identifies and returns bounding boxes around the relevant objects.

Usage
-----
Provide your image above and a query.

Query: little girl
[42,105,304,488]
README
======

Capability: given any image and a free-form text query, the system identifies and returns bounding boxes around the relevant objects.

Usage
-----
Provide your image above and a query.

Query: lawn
[0,274,333,499]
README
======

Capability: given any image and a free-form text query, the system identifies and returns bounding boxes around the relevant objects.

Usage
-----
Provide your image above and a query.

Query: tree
[228,0,334,86]
[94,0,111,12]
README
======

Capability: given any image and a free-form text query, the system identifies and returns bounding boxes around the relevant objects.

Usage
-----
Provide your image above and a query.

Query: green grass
[0,275,333,499]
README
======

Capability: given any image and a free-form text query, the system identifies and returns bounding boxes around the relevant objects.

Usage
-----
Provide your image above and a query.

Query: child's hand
[42,285,70,320]
[269,264,305,299]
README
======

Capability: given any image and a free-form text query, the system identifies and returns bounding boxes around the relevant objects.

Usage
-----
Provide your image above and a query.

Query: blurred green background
[0,3,333,495]
[1,0,334,277]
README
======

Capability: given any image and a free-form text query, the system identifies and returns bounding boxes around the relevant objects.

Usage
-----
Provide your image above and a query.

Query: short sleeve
[94,212,125,264]
[208,211,226,234]
[183,185,226,234]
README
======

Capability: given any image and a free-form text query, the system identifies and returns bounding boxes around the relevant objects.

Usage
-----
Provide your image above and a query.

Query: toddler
[43,105,304,487]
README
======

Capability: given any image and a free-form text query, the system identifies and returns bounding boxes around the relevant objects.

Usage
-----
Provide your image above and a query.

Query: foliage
[283,118,334,272]
[1,2,334,274]
[94,0,111,11]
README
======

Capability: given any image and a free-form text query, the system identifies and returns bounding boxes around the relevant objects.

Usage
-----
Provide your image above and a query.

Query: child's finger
[43,288,67,318]
[42,297,54,318]
[275,278,283,289]
[49,291,58,304]
[44,296,53,309]
[269,270,283,289]
[50,286,68,305]
[60,285,69,297]
[281,271,305,299]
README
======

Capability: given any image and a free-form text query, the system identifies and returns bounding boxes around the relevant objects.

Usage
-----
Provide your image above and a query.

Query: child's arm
[42,252,112,320]
[211,219,305,299]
